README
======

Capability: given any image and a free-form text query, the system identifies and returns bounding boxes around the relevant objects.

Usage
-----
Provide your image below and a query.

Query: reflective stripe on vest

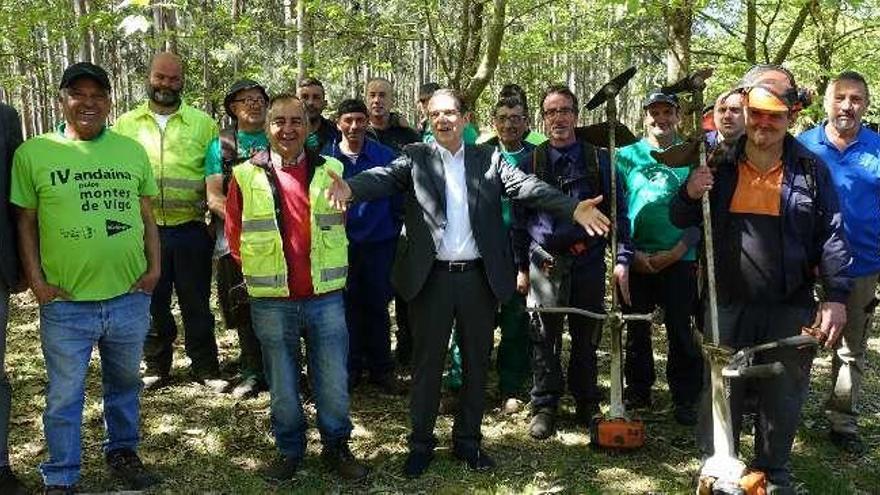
[315,212,344,228]
[233,156,348,297]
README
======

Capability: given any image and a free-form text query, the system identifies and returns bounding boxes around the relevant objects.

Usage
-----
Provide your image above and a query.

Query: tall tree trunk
[296,0,307,80]
[15,55,34,137]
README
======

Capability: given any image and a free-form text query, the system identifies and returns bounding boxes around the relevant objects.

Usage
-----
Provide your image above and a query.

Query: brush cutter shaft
[526,306,653,321]
[722,362,784,379]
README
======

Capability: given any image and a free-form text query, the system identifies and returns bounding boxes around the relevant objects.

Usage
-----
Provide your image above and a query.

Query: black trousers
[216,253,263,380]
[407,264,497,454]
[145,222,219,378]
[697,302,815,486]
[622,260,702,406]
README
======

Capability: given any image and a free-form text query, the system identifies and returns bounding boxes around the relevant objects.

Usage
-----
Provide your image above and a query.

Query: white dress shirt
[435,144,481,261]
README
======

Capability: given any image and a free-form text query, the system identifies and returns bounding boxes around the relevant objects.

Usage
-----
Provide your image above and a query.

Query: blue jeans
[39,292,151,486]
[250,292,353,459]
[0,284,11,467]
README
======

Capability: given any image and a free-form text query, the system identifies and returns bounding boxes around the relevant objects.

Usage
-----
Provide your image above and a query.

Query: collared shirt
[435,143,481,261]
[799,124,880,276]
[226,150,314,299]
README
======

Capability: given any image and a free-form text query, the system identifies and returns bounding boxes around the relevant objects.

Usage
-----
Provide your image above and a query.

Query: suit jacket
[348,142,578,302]
[0,103,22,290]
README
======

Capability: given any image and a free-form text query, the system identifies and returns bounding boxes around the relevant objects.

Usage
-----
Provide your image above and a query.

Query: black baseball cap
[642,89,679,109]
[60,62,111,91]
[224,79,269,118]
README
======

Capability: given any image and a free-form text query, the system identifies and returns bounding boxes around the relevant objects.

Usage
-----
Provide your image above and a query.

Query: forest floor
[5,291,879,494]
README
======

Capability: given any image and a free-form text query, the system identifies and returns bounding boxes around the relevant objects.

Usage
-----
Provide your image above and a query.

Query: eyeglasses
[542,107,575,118]
[233,97,266,106]
[494,115,526,124]
[428,109,460,119]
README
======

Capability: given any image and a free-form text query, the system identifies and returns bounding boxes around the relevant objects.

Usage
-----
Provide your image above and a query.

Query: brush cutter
[530,67,650,450]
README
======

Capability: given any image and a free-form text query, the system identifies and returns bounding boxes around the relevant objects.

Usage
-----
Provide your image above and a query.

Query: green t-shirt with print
[204,129,269,177]
[616,138,695,260]
[10,128,159,301]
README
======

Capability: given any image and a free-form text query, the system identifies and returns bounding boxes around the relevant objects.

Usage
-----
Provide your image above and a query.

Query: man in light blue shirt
[799,70,880,455]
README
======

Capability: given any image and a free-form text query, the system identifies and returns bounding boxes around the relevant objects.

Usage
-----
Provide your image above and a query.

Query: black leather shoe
[322,444,369,481]
[262,455,301,482]
[673,403,698,426]
[529,407,557,439]
[829,430,867,455]
[575,400,600,425]
[106,449,161,490]
[453,447,496,472]
[402,450,434,478]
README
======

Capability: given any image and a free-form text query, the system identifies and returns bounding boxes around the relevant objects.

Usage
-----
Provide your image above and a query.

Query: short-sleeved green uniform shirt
[10,127,159,301]
[616,138,695,260]
[203,130,269,177]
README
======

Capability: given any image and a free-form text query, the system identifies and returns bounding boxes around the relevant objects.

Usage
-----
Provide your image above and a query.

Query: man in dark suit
[0,102,25,494]
[326,89,612,477]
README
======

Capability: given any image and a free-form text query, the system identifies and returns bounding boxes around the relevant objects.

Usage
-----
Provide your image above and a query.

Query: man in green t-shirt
[616,89,702,425]
[11,62,161,493]
[487,97,537,414]
[205,79,270,399]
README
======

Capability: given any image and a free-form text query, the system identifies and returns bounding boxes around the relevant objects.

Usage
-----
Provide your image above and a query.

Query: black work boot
[105,448,161,490]
[262,454,301,482]
[322,443,369,481]
[529,407,557,439]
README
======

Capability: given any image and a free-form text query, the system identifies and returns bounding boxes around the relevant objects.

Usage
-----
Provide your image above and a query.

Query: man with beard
[114,52,223,392]
[518,84,632,440]
[616,89,702,425]
[204,79,270,399]
[799,70,880,455]
[321,99,402,394]
[366,77,420,153]
[673,65,850,492]
[297,77,339,152]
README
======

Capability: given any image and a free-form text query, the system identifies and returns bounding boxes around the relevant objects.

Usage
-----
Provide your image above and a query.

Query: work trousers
[216,253,263,380]
[528,254,605,409]
[698,302,815,487]
[497,292,530,397]
[345,238,396,381]
[144,222,219,378]
[407,264,496,454]
[623,260,702,406]
[828,273,879,434]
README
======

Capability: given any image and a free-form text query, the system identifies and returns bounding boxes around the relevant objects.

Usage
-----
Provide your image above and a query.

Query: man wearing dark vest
[520,84,633,440]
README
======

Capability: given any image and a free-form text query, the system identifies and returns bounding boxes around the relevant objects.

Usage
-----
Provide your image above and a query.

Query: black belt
[434,259,483,272]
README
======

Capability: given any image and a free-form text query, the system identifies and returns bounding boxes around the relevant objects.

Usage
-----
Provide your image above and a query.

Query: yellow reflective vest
[232,153,348,298]
[113,101,218,226]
